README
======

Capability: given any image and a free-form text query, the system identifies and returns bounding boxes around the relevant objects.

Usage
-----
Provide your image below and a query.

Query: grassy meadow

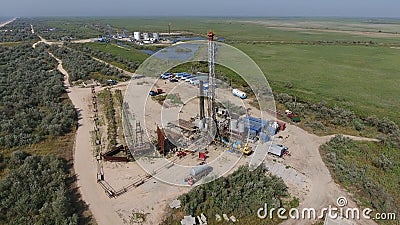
[85,42,148,62]
[83,17,400,124]
[233,43,400,123]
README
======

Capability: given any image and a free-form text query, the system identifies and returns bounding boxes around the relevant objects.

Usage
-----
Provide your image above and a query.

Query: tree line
[0,19,38,43]
[0,44,77,148]
[0,151,89,225]
[28,18,102,41]
[49,45,129,84]
[70,43,142,72]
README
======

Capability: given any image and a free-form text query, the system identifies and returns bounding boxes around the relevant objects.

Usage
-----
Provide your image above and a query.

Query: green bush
[49,45,128,84]
[377,117,399,134]
[178,166,288,222]
[353,118,365,131]
[0,44,77,148]
[372,154,394,171]
[0,19,39,42]
[321,135,399,215]
[0,152,79,225]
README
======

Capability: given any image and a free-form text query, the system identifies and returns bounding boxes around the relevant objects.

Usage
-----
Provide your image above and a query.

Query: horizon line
[3,15,400,20]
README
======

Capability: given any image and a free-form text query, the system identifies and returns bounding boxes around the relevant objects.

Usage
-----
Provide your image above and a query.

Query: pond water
[140,49,157,55]
[153,43,202,61]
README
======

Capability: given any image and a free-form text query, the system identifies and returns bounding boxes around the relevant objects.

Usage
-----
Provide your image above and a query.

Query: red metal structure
[177,151,187,158]
[277,121,286,131]
[199,152,207,161]
[157,126,176,156]
[207,31,214,41]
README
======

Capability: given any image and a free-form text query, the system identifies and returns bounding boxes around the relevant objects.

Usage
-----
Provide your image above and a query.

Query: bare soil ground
[278,124,377,225]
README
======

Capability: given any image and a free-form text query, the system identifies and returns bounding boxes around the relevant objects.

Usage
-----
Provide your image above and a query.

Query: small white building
[143,32,149,40]
[181,216,196,225]
[153,32,160,40]
[133,32,141,41]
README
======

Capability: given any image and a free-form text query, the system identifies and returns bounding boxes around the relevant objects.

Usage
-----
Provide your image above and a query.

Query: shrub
[353,119,365,131]
[284,82,293,89]
[320,135,399,214]
[0,44,77,148]
[178,165,288,221]
[305,121,326,132]
[372,154,394,171]
[377,117,399,134]
[0,153,79,224]
[364,116,380,127]
[275,93,293,103]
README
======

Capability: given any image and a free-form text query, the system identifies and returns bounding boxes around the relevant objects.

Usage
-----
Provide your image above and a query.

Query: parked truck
[232,89,247,99]
[268,144,288,157]
[149,88,163,96]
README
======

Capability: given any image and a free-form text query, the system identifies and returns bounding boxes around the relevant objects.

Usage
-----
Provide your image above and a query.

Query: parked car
[181,74,192,80]
[184,76,195,81]
[189,77,198,84]
[191,80,200,85]
[169,77,179,82]
[268,144,288,157]
[161,73,173,79]
[175,72,188,79]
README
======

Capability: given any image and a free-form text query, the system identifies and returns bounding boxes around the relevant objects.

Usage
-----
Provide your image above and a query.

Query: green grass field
[85,42,148,62]
[233,43,400,123]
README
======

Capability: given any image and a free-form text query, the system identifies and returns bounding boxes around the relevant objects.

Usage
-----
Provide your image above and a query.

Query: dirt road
[48,53,122,224]
[0,18,16,28]
[279,123,377,225]
[49,54,187,225]
[71,38,97,44]
[31,25,93,48]
[32,34,63,48]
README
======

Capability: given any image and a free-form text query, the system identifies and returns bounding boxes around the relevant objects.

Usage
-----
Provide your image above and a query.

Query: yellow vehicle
[242,143,253,155]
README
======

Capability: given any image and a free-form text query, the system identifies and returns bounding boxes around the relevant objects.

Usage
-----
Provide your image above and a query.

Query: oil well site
[85,32,318,225]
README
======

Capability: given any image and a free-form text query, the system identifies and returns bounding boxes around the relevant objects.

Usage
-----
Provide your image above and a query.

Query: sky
[1,0,399,18]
